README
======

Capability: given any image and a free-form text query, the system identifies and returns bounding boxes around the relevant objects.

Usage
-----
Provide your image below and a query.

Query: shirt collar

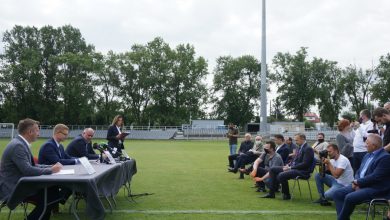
[300,142,306,149]
[18,135,31,148]
[370,147,383,156]
[53,139,60,147]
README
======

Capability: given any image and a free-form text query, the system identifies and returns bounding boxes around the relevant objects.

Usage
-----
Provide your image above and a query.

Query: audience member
[0,118,62,220]
[251,141,284,193]
[107,115,126,154]
[285,137,297,162]
[312,133,329,161]
[336,119,355,165]
[232,135,263,178]
[261,133,314,200]
[373,107,390,152]
[66,128,100,160]
[39,124,79,165]
[314,144,353,206]
[333,134,390,220]
[228,133,254,177]
[352,109,374,173]
[226,123,239,155]
[274,134,290,164]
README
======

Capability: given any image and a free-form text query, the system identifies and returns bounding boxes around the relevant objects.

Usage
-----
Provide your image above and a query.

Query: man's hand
[283,165,291,171]
[352,180,360,191]
[51,162,63,173]
[254,177,263,182]
[102,153,108,159]
[323,158,330,165]
[250,169,257,178]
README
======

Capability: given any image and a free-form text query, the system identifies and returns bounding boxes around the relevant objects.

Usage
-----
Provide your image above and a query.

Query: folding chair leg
[306,180,313,201]
[297,179,302,196]
[7,209,12,220]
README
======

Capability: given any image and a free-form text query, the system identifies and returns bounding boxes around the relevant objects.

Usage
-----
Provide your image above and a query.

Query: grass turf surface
[0,138,368,219]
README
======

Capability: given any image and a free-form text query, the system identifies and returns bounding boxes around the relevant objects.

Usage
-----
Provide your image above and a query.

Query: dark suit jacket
[291,143,314,173]
[0,136,52,201]
[355,148,390,194]
[66,135,99,160]
[276,143,290,164]
[238,141,254,154]
[38,138,77,165]
[106,125,124,150]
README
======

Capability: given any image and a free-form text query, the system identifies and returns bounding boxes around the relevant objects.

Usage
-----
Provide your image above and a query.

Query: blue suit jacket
[66,135,99,160]
[291,143,314,173]
[38,138,77,165]
[355,148,390,194]
[276,143,290,164]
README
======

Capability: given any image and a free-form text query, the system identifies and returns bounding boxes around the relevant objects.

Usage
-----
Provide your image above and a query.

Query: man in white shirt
[314,143,354,206]
[352,109,374,173]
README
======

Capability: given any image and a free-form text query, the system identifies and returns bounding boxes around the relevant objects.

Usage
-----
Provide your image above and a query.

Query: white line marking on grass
[109,210,337,215]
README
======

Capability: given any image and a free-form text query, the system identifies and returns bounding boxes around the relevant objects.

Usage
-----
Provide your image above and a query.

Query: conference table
[6,159,137,220]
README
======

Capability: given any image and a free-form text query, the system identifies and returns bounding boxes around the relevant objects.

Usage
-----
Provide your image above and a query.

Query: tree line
[0,25,389,127]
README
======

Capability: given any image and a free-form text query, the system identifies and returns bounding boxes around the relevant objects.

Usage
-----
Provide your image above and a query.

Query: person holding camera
[314,144,353,206]
[373,107,390,152]
[352,109,375,173]
[226,123,239,155]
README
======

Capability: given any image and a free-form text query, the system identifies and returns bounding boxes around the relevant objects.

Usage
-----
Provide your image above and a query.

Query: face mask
[255,141,262,145]
[264,148,270,154]
[358,117,363,124]
[318,139,324,143]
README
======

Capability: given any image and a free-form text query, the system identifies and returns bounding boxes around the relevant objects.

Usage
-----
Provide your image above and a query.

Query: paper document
[79,157,96,174]
[104,150,117,164]
[52,169,75,175]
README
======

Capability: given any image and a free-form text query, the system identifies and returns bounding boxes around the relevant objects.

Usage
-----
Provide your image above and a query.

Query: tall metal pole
[260,0,268,133]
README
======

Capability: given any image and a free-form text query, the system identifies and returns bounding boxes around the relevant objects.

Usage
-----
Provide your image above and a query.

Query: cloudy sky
[1,0,390,113]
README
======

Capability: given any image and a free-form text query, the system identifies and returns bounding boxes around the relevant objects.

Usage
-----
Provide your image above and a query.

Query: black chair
[291,159,317,201]
[365,198,390,220]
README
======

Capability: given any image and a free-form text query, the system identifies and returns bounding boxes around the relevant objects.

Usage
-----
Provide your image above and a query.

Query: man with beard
[313,143,354,206]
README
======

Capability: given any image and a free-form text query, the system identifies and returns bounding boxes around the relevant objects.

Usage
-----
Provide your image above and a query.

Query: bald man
[66,128,99,160]
[333,134,390,220]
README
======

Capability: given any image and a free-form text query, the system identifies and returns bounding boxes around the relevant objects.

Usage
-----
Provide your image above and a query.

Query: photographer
[314,144,353,206]
[312,133,329,161]
[227,123,239,155]
[373,107,390,152]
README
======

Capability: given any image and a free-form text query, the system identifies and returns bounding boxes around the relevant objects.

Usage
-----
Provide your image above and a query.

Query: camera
[318,150,328,177]
[319,150,328,159]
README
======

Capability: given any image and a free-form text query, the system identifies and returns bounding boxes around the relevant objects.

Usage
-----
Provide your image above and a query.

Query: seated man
[274,134,290,164]
[285,137,297,162]
[227,133,254,170]
[261,133,314,200]
[314,143,353,206]
[39,124,79,165]
[251,141,284,192]
[231,135,264,174]
[312,133,329,161]
[0,118,62,220]
[66,128,99,160]
[333,134,390,220]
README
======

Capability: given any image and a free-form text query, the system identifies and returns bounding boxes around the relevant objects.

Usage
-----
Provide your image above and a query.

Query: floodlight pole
[260,0,268,133]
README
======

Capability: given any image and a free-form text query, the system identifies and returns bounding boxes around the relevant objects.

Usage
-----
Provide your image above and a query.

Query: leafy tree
[272,47,315,121]
[212,55,260,127]
[341,65,375,116]
[371,53,390,104]
[311,58,345,127]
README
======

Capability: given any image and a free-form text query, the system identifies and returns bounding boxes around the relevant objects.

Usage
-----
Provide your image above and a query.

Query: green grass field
[0,138,368,219]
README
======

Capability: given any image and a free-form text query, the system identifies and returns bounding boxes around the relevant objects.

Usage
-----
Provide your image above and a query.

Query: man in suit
[0,118,62,220]
[39,124,79,165]
[274,134,290,164]
[333,134,390,220]
[261,133,314,200]
[227,133,254,174]
[66,128,99,160]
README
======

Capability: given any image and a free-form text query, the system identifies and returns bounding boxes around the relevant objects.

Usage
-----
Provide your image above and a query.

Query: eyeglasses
[58,131,69,136]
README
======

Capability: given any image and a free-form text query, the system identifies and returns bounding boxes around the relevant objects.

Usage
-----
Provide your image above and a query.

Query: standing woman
[107,115,125,154]
[336,119,355,166]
